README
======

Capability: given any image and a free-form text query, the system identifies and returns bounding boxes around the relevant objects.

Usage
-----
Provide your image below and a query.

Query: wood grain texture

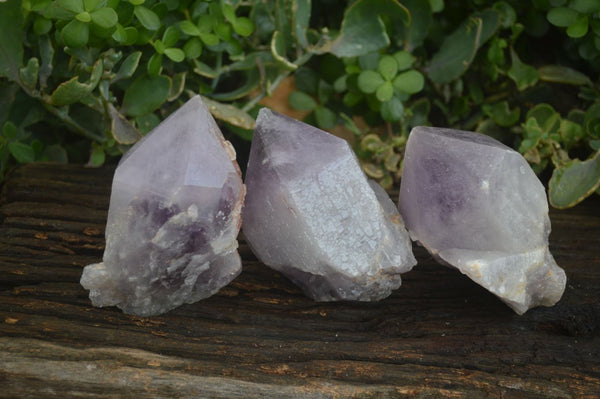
[1,163,599,398]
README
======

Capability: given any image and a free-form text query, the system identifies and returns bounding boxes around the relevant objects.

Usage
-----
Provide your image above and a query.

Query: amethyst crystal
[399,126,566,314]
[80,96,245,316]
[243,108,416,301]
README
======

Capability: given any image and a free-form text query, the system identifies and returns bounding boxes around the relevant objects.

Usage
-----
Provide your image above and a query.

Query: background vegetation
[0,0,599,208]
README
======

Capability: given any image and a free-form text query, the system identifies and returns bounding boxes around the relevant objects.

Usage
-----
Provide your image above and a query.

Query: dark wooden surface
[0,163,599,398]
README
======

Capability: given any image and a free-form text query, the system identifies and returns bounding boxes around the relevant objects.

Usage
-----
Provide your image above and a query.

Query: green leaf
[547,7,579,27]
[0,0,24,81]
[9,142,35,163]
[114,51,142,81]
[180,20,200,36]
[183,38,203,59]
[215,23,232,41]
[538,65,592,85]
[161,25,180,48]
[426,9,500,83]
[33,16,53,35]
[134,5,160,30]
[164,48,185,62]
[358,70,384,94]
[59,0,84,13]
[398,0,432,50]
[566,15,588,38]
[271,30,296,70]
[62,19,89,48]
[570,0,600,13]
[392,70,425,94]
[41,144,68,163]
[153,39,165,54]
[91,7,118,28]
[2,121,18,140]
[38,35,54,88]
[317,80,333,104]
[329,0,410,57]
[167,72,186,101]
[50,59,103,106]
[376,81,394,102]
[135,113,160,134]
[121,74,170,117]
[378,55,398,81]
[88,146,105,167]
[507,48,538,91]
[234,17,254,37]
[526,103,557,126]
[108,104,142,144]
[221,3,236,23]
[288,91,317,111]
[560,119,585,149]
[429,0,444,13]
[76,11,92,22]
[314,106,337,129]
[202,96,255,130]
[84,0,102,11]
[193,59,218,78]
[199,32,219,46]
[549,151,600,208]
[493,1,516,28]
[393,51,415,71]
[482,101,520,127]
[146,53,162,76]
[19,57,39,90]
[381,95,404,122]
[292,0,311,47]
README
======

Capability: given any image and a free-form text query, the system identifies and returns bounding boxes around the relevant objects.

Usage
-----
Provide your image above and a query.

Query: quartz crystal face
[80,96,245,316]
[398,126,566,314]
[243,108,416,301]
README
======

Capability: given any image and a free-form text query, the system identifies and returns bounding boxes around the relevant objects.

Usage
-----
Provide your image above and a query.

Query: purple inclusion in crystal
[398,126,566,314]
[243,108,416,301]
[80,96,245,316]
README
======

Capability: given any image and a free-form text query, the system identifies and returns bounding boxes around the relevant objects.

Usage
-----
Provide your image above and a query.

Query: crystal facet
[81,96,245,316]
[243,108,416,301]
[399,126,566,314]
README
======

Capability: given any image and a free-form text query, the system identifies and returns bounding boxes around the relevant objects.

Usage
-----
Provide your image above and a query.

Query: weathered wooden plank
[0,163,599,398]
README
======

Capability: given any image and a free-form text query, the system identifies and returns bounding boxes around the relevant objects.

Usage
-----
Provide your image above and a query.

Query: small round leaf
[183,37,202,59]
[547,7,579,27]
[233,17,254,37]
[357,70,384,94]
[147,53,162,75]
[314,106,337,129]
[134,5,160,30]
[121,74,170,117]
[378,55,398,81]
[393,51,415,71]
[566,15,588,38]
[76,11,91,22]
[91,7,118,28]
[164,48,185,62]
[180,20,200,36]
[381,95,404,122]
[288,91,317,111]
[393,70,425,94]
[376,81,394,102]
[9,142,35,163]
[61,19,89,48]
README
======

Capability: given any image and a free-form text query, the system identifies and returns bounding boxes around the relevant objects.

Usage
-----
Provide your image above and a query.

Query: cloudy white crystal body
[243,109,416,301]
[80,96,245,316]
[398,126,566,314]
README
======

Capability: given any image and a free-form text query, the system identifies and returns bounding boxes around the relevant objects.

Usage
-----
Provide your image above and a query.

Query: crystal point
[243,109,416,301]
[81,96,245,316]
[399,126,566,314]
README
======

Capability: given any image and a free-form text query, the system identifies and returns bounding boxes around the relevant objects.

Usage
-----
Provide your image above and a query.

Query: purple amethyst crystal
[243,108,416,301]
[80,96,245,316]
[398,126,566,314]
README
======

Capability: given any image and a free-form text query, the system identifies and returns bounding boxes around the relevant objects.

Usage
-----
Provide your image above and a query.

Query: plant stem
[242,51,314,113]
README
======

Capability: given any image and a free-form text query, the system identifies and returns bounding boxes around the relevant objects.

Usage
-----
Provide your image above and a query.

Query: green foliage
[1,0,599,208]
